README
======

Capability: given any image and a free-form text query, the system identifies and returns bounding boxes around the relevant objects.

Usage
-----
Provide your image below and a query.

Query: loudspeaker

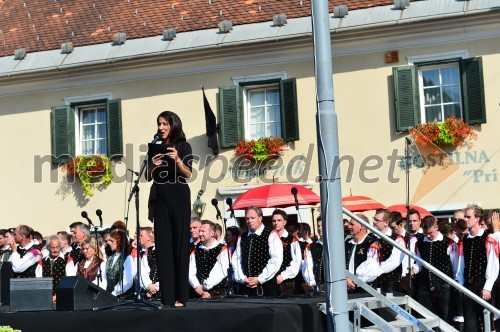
[10,278,53,312]
[56,276,117,311]
[0,262,13,305]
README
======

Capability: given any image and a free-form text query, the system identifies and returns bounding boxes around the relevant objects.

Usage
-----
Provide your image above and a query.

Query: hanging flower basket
[234,136,287,162]
[62,155,113,196]
[411,116,477,149]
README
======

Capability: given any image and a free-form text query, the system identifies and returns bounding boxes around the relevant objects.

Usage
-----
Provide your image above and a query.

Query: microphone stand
[98,144,161,310]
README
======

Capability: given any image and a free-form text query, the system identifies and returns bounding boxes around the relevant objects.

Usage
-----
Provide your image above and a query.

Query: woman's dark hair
[157,111,186,143]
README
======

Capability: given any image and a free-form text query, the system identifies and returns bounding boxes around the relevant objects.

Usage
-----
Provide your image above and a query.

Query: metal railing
[343,208,500,324]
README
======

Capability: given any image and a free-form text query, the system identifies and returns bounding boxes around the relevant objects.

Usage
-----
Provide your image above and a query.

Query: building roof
[0,0,394,57]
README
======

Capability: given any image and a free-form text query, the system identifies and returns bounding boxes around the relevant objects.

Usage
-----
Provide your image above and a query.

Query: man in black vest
[308,215,325,291]
[233,206,283,297]
[189,217,202,252]
[9,225,42,278]
[345,214,380,293]
[415,216,458,321]
[139,226,160,299]
[294,223,313,294]
[189,221,228,298]
[0,229,13,262]
[372,208,405,293]
[408,209,424,241]
[272,209,301,296]
[35,235,66,302]
[457,205,498,332]
[67,222,89,276]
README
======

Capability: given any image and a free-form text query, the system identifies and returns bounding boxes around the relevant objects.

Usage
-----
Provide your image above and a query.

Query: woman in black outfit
[147,111,192,308]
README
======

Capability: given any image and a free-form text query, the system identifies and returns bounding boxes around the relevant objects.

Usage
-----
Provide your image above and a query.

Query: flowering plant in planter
[63,155,113,196]
[411,116,477,148]
[234,136,287,161]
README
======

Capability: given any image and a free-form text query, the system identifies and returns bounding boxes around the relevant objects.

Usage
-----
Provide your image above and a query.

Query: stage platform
[0,295,327,332]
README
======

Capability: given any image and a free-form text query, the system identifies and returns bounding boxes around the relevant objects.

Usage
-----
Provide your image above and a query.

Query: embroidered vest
[241,227,272,278]
[69,243,84,264]
[376,233,403,285]
[195,243,225,289]
[105,254,126,293]
[463,230,491,281]
[278,234,294,275]
[77,257,103,282]
[310,242,324,284]
[42,256,66,294]
[0,247,12,262]
[417,238,453,287]
[146,246,159,284]
[345,236,377,273]
[12,246,40,278]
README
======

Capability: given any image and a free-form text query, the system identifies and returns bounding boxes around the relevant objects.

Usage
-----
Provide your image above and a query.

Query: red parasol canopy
[386,204,433,218]
[231,183,320,210]
[342,195,385,212]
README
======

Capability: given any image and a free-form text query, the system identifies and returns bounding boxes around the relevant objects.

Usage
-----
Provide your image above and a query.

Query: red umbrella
[231,183,320,210]
[342,195,385,212]
[386,204,433,218]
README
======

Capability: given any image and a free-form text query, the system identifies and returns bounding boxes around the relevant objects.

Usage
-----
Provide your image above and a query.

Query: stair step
[348,296,409,310]
[363,317,440,331]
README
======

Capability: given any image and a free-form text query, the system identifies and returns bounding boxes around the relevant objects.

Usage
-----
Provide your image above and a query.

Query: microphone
[226,197,235,219]
[151,131,161,144]
[96,209,103,228]
[127,168,139,176]
[211,198,222,220]
[81,211,94,226]
[405,137,412,145]
[291,187,299,211]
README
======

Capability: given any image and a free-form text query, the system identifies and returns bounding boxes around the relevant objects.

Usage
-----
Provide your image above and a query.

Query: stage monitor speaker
[10,277,53,312]
[0,262,13,305]
[56,276,117,311]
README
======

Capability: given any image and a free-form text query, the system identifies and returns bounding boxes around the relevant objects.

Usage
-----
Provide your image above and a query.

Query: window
[79,105,107,155]
[246,86,281,140]
[50,99,123,164]
[393,57,486,132]
[218,78,299,148]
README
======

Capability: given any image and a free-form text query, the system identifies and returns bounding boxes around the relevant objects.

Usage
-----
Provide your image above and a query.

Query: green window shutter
[393,66,419,132]
[219,86,242,148]
[51,105,75,164]
[280,78,299,142]
[460,57,486,124]
[106,99,123,158]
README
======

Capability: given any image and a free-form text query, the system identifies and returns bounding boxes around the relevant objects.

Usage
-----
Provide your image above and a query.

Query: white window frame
[417,63,463,123]
[78,104,107,156]
[243,84,281,140]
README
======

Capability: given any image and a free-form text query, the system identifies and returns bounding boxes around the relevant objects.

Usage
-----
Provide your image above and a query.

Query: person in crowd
[67,222,90,275]
[438,221,454,241]
[489,211,500,331]
[343,218,351,240]
[452,209,465,226]
[294,223,313,294]
[100,229,134,298]
[35,235,66,302]
[57,231,72,261]
[0,229,13,262]
[449,216,468,329]
[457,205,498,332]
[415,216,458,321]
[232,206,283,297]
[345,214,380,293]
[372,208,405,293]
[139,227,159,299]
[147,110,193,308]
[9,225,42,278]
[308,215,325,290]
[225,226,240,254]
[285,222,299,239]
[214,223,223,243]
[102,228,113,259]
[77,237,104,285]
[408,209,424,241]
[189,217,202,252]
[189,221,229,298]
[271,209,301,296]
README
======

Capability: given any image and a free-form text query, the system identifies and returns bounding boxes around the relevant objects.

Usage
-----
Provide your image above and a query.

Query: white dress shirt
[347,234,380,283]
[375,228,406,277]
[9,241,42,273]
[278,230,301,281]
[98,253,135,296]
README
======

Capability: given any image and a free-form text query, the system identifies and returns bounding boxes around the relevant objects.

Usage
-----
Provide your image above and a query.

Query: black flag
[203,87,219,156]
